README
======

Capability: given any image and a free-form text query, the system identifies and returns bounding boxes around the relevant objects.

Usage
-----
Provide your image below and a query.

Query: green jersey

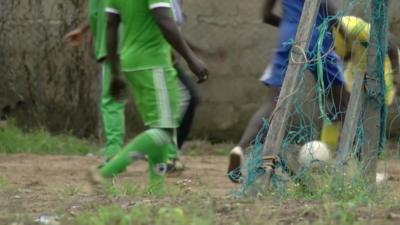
[106,0,173,71]
[88,0,108,60]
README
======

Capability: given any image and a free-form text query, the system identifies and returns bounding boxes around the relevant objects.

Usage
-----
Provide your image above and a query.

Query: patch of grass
[280,170,387,205]
[71,206,151,225]
[0,177,9,189]
[101,178,207,199]
[66,181,216,225]
[103,180,141,198]
[227,162,398,225]
[308,200,396,225]
[0,214,36,225]
[54,185,83,199]
[255,159,390,207]
[69,195,215,225]
[262,176,395,223]
[305,202,358,225]
[183,140,232,156]
[0,122,96,155]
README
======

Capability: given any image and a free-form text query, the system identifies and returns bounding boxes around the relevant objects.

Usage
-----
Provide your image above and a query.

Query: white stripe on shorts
[149,3,171,10]
[105,7,120,14]
[152,68,173,127]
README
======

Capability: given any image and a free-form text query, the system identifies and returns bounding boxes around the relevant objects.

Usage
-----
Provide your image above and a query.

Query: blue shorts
[260,50,345,89]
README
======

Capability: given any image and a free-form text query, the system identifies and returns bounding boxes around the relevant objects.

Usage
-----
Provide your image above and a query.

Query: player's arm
[151,6,208,83]
[64,0,90,47]
[106,12,120,77]
[106,10,126,100]
[262,0,280,27]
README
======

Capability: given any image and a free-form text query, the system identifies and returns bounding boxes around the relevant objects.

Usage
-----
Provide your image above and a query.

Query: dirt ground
[1,154,400,224]
[0,154,236,223]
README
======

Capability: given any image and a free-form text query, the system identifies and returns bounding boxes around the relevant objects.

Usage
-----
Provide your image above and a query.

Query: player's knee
[145,128,173,145]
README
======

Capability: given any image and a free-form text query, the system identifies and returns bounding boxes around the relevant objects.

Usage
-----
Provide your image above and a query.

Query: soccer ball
[298,141,331,166]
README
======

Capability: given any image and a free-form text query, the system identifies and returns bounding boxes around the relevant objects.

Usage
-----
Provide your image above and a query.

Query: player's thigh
[124,68,187,128]
[162,67,188,121]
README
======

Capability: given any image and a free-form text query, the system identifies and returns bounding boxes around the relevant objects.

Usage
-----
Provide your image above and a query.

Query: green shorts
[124,67,188,128]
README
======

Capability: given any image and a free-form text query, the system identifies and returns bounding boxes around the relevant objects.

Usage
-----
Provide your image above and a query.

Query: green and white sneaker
[166,158,185,174]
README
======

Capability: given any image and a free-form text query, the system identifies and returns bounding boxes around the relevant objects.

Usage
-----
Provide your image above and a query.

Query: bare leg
[237,86,280,149]
[176,65,200,149]
[227,86,280,182]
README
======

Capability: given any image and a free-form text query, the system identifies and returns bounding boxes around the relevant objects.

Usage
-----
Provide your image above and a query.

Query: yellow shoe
[320,120,341,151]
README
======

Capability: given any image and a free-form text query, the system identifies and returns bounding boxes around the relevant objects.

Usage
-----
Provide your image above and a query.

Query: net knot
[262,156,279,170]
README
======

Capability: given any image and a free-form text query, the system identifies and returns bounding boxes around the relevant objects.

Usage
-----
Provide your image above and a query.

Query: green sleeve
[105,0,120,13]
[148,0,172,10]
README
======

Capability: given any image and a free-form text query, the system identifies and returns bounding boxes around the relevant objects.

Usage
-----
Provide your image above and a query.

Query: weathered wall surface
[1,0,400,142]
[180,0,279,141]
[0,0,102,137]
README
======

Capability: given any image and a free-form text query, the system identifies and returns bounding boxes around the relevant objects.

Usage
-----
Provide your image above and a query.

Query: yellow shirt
[333,16,396,105]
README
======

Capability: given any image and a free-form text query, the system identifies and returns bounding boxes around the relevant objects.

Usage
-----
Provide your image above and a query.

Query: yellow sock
[320,120,341,151]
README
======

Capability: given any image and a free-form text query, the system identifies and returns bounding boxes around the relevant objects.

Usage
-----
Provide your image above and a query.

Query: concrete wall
[1,0,400,142]
[179,0,279,141]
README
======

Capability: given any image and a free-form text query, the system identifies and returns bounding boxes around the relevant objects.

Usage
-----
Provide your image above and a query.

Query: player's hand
[110,76,128,102]
[64,28,85,47]
[188,57,208,83]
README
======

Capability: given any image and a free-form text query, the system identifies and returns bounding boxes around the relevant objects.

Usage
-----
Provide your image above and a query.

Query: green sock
[147,155,168,195]
[100,129,170,181]
[101,62,126,160]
